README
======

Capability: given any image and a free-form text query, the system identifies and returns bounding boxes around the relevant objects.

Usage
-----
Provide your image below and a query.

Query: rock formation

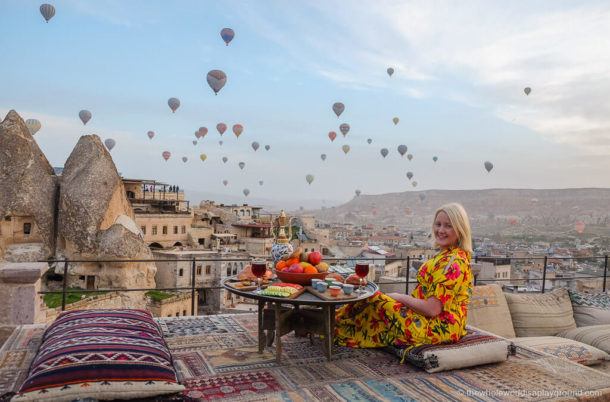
[0,110,57,261]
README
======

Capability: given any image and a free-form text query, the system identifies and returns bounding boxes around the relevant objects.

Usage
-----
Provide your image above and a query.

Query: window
[183,310,187,316]
[23,222,32,235]
[173,226,178,234]
[162,226,168,235]
[196,265,202,275]
[181,225,186,234]
[179,268,184,277]
[141,226,146,235]
[152,226,158,235]
[198,238,205,245]
[205,265,211,275]
[175,312,180,317]
[226,264,231,276]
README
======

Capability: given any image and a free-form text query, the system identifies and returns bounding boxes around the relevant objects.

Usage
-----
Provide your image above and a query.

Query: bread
[346,273,366,286]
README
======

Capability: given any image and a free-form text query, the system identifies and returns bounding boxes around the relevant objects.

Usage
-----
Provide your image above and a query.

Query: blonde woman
[334,203,473,353]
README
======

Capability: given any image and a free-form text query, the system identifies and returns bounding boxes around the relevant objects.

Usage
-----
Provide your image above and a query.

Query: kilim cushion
[467,284,516,338]
[385,327,515,373]
[557,324,610,354]
[568,290,610,327]
[504,288,577,337]
[511,336,609,366]
[12,309,184,402]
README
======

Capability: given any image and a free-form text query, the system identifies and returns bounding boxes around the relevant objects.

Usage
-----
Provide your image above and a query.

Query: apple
[287,263,304,273]
[308,251,322,265]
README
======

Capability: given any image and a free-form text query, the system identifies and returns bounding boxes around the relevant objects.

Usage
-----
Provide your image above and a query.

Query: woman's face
[434,211,459,249]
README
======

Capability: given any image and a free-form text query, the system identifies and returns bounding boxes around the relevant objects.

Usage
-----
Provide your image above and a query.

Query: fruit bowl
[275,270,328,286]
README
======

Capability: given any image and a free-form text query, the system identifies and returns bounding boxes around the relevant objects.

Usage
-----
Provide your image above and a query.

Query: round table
[222,277,379,362]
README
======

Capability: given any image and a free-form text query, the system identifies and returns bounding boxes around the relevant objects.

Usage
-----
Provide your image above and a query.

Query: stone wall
[41,291,130,324]
[147,291,196,318]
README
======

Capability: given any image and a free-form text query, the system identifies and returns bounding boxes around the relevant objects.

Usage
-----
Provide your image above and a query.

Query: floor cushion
[12,309,184,402]
[504,288,577,337]
[568,290,610,327]
[511,336,609,366]
[557,324,610,354]
[467,284,516,338]
[385,327,515,373]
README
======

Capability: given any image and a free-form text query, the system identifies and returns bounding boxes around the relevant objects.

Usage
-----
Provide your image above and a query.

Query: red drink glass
[354,261,369,294]
[251,259,267,293]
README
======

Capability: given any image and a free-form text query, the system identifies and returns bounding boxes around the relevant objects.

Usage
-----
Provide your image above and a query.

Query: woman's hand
[387,292,442,318]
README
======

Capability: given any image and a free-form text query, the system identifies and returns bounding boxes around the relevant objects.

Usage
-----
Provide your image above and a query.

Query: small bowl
[315,282,328,292]
[324,278,335,286]
[342,284,354,295]
[311,279,322,287]
[329,286,341,297]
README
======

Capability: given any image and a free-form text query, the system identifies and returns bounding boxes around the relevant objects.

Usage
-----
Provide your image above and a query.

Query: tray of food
[259,283,305,299]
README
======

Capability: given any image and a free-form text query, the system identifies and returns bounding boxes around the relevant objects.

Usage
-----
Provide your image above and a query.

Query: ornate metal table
[222,277,378,363]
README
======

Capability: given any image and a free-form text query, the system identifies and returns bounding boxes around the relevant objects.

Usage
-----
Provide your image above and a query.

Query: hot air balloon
[199,153,207,162]
[25,119,41,135]
[484,161,494,173]
[407,153,413,161]
[299,206,304,211]
[355,189,361,197]
[182,156,188,163]
[524,87,531,96]
[387,67,394,77]
[167,98,180,113]
[222,179,228,186]
[162,151,171,161]
[367,138,372,144]
[397,144,407,156]
[207,70,227,95]
[339,123,350,137]
[259,180,264,186]
[380,148,389,158]
[78,110,91,125]
[342,145,350,154]
[393,117,399,125]
[251,141,259,151]
[243,188,250,197]
[575,221,585,233]
[192,140,197,145]
[194,131,201,139]
[220,28,235,46]
[332,102,345,117]
[104,138,115,151]
[219,140,223,146]
[265,144,271,151]
[222,156,228,163]
[305,174,315,185]
[233,124,243,138]
[320,153,326,161]
[412,181,418,187]
[147,130,155,139]
[238,162,245,170]
[198,127,208,138]
[328,131,337,142]
[432,156,438,163]
[39,4,55,22]
[419,193,426,202]
[406,172,413,180]
[217,123,227,135]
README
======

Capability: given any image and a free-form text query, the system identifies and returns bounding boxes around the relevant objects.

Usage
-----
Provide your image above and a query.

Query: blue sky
[2,1,610,208]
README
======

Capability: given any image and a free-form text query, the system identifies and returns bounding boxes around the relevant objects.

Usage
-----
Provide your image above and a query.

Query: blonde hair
[432,203,472,255]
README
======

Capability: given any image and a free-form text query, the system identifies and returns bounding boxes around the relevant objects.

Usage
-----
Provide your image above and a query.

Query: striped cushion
[13,309,184,401]
[557,325,610,354]
[504,288,577,337]
[386,328,515,373]
[511,336,609,366]
[568,290,610,327]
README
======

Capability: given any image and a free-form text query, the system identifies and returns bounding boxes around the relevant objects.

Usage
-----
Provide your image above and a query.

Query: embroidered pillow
[467,284,516,338]
[557,325,610,354]
[13,309,184,402]
[511,336,609,366]
[568,290,610,327]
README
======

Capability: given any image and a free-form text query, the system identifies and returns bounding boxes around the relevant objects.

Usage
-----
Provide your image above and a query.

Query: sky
[2,0,610,208]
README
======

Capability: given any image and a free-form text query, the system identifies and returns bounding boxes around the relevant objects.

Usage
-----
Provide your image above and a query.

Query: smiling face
[434,211,459,250]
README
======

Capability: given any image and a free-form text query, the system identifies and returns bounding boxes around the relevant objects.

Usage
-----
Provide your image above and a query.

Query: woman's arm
[387,293,442,318]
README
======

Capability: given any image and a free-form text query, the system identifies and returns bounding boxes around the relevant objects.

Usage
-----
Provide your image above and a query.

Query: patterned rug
[3,315,610,401]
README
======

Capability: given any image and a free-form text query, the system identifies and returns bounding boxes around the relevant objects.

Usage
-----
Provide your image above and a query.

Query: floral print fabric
[334,247,472,355]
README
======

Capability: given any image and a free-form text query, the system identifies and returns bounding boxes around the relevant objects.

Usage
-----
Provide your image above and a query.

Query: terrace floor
[2,313,610,401]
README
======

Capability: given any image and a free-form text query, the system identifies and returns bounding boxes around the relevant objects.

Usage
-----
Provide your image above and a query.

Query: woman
[334,203,473,355]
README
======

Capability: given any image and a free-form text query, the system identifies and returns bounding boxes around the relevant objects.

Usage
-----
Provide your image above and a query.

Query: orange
[276,260,287,271]
[285,258,299,267]
[303,265,318,274]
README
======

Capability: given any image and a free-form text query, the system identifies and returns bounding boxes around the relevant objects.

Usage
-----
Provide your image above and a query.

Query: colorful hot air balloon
[198,127,208,138]
[192,140,197,145]
[219,140,223,146]
[380,148,389,158]
[25,119,41,135]
[220,28,235,46]
[406,172,413,180]
[39,4,55,22]
[524,87,531,96]
[259,180,264,186]
[265,144,271,151]
[207,70,227,95]
[243,188,250,197]
[104,138,115,151]
[216,122,227,135]
[412,181,418,187]
[407,153,413,161]
[78,110,91,125]
[484,161,494,172]
[332,102,345,117]
[233,124,243,138]
[305,174,315,185]
[162,151,171,161]
[339,123,350,137]
[320,153,326,161]
[397,144,407,156]
[222,179,228,186]
[167,98,180,113]
[387,67,394,77]
[575,221,585,233]
[147,130,155,139]
[355,189,361,197]
[367,138,372,144]
[328,131,337,142]
[251,141,259,151]
[222,156,228,163]
[238,161,245,170]
[342,145,350,154]
[199,153,207,162]
[194,131,201,139]
[393,117,399,125]
[182,156,188,163]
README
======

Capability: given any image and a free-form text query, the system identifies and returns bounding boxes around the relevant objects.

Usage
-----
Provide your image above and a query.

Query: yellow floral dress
[334,246,472,352]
